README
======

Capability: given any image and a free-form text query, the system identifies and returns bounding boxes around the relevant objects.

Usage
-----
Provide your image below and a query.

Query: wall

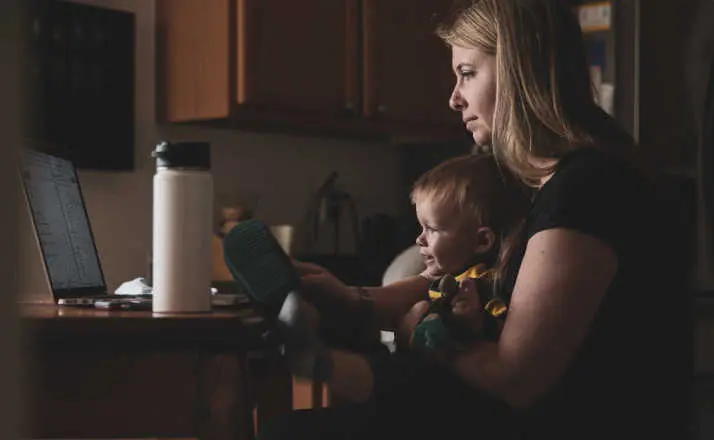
[22,0,406,294]
[1,0,26,437]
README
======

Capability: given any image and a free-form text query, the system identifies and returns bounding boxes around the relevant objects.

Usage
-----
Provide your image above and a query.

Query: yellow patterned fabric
[427,263,507,318]
[428,263,493,299]
[455,263,494,283]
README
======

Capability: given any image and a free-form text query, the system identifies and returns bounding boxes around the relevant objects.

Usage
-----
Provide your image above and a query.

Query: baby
[279,153,531,395]
[405,153,530,352]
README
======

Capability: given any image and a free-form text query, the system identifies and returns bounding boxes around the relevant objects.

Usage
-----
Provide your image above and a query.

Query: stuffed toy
[411,264,508,352]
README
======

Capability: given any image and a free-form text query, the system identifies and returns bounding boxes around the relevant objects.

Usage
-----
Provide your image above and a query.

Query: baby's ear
[473,226,496,255]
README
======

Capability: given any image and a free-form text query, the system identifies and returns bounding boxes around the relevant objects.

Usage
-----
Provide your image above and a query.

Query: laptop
[18,148,147,307]
[19,148,248,310]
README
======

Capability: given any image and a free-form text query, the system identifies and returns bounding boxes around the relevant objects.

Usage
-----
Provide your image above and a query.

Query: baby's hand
[419,265,446,282]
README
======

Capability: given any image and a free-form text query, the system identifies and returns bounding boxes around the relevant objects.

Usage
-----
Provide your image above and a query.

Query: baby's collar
[454,263,493,282]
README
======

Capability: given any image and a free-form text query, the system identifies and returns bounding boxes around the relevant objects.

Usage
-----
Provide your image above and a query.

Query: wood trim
[344,0,360,114]
[361,0,376,118]
[228,0,237,113]
[320,381,330,406]
[214,0,231,119]
[292,377,330,409]
[311,379,326,407]
[155,0,167,122]
[236,0,247,104]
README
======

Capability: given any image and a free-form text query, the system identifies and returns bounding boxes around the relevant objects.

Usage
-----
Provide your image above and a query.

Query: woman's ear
[473,226,496,255]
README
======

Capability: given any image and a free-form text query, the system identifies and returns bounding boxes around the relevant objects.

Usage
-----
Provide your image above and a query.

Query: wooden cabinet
[156,0,463,141]
[157,0,357,120]
[237,0,359,115]
[362,0,458,127]
[157,0,231,121]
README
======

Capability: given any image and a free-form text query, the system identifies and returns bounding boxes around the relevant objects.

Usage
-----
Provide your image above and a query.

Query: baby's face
[414,198,480,276]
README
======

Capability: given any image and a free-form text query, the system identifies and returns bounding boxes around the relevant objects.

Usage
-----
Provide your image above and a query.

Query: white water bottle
[151,141,213,313]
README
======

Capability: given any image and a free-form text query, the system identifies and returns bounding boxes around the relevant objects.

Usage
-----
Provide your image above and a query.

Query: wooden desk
[20,304,293,440]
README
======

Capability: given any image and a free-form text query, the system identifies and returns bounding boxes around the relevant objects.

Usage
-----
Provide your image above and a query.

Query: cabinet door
[362,0,458,127]
[157,0,231,122]
[237,0,359,116]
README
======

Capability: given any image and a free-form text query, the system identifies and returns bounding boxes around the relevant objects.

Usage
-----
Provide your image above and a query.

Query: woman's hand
[396,277,487,354]
[397,300,462,365]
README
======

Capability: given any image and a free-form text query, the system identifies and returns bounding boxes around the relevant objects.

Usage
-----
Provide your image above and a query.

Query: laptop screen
[20,149,106,297]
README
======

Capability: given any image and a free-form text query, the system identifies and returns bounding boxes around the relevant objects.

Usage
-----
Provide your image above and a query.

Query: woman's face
[448,45,497,147]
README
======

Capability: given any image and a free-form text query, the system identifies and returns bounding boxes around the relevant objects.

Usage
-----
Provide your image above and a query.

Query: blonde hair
[411,154,529,242]
[436,0,628,186]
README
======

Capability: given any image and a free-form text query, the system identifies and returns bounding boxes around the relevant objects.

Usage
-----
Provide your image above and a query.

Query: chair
[380,245,426,352]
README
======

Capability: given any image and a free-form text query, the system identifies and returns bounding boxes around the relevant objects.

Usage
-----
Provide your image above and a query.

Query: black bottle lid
[152,141,211,170]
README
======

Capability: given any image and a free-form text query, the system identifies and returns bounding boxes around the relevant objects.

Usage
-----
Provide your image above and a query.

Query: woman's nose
[449,87,466,112]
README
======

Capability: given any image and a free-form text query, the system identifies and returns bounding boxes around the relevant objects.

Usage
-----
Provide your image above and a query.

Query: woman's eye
[459,70,475,79]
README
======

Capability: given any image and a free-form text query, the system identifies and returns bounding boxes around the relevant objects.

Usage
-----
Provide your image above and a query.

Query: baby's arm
[297,263,431,332]
[356,275,432,330]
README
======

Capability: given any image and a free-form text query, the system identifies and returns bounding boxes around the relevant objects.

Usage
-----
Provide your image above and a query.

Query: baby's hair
[411,153,529,240]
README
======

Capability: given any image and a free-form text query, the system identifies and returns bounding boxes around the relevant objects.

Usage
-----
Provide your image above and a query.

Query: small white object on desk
[114,277,218,296]
[114,277,153,296]
[115,276,250,308]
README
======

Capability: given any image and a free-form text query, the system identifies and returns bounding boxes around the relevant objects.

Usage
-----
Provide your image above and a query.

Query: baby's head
[411,154,530,276]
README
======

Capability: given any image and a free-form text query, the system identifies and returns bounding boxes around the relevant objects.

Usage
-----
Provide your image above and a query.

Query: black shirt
[500,148,692,439]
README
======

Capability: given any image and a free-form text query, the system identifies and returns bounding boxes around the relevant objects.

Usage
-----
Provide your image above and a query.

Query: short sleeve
[527,151,646,257]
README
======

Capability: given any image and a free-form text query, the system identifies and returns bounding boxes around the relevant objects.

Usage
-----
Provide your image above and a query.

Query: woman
[262,1,692,439]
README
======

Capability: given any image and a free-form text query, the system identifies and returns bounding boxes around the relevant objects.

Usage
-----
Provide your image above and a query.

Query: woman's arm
[447,228,618,409]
